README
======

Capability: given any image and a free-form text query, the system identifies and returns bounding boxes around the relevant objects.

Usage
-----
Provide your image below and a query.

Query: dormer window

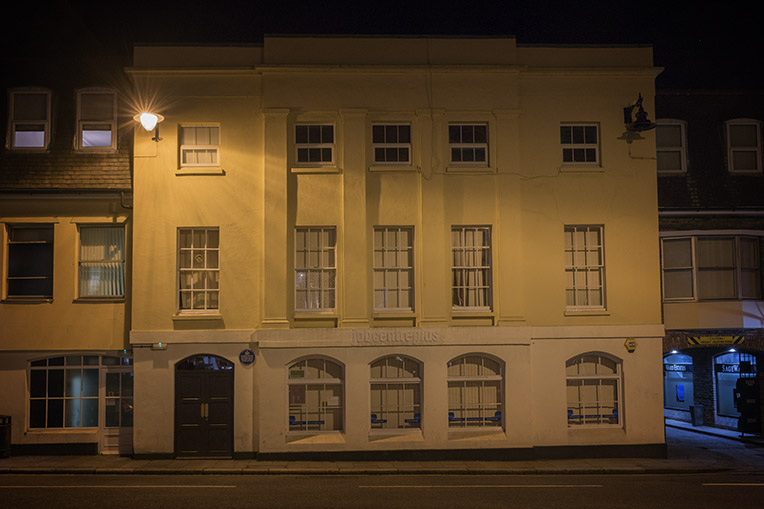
[726,119,762,173]
[9,89,51,149]
[77,89,118,150]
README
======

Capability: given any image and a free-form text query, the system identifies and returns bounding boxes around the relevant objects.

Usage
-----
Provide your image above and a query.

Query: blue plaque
[239,349,255,366]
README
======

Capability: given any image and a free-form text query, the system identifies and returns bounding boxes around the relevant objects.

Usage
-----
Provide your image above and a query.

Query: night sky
[3,0,761,89]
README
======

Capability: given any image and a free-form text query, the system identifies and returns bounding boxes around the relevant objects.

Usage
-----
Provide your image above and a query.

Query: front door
[174,354,234,458]
[100,368,134,454]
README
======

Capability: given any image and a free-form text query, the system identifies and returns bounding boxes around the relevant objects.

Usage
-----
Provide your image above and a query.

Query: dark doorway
[175,354,234,458]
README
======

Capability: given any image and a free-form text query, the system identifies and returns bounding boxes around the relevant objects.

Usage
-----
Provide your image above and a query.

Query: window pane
[730,124,758,147]
[657,151,682,172]
[662,238,692,268]
[657,124,682,147]
[80,93,114,121]
[664,270,694,299]
[14,92,48,120]
[697,238,735,267]
[30,370,46,398]
[732,151,758,171]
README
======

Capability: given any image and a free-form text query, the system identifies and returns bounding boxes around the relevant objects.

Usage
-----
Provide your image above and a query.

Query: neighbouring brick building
[657,90,764,433]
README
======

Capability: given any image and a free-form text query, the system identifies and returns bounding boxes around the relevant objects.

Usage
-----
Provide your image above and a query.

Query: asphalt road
[2,471,764,509]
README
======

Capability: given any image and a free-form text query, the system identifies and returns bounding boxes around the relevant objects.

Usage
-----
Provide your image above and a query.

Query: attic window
[9,89,50,149]
[77,89,117,150]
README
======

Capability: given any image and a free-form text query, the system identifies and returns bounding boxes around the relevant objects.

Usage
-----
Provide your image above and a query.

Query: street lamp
[133,112,165,142]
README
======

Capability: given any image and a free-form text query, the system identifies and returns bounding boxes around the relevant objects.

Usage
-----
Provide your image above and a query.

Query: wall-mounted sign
[688,335,744,346]
[239,349,255,366]
[624,338,637,353]
[664,363,693,372]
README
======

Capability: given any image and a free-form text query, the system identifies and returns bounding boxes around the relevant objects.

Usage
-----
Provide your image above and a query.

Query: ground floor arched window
[447,354,503,428]
[566,352,622,426]
[288,357,344,432]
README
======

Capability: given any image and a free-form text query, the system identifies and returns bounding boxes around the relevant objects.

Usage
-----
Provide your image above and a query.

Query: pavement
[1,420,762,476]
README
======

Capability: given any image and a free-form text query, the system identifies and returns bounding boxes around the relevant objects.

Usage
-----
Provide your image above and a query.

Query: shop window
[78,226,125,298]
[28,353,133,429]
[447,354,503,428]
[288,357,343,432]
[715,351,757,417]
[566,353,622,426]
[6,225,54,298]
[370,355,422,430]
[663,353,694,411]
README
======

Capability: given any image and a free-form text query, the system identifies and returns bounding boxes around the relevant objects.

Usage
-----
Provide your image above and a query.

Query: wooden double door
[174,354,234,458]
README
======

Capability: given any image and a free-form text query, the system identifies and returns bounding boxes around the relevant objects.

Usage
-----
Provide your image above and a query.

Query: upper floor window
[372,124,411,164]
[77,89,117,150]
[370,355,422,430]
[451,226,492,311]
[565,225,606,310]
[78,226,125,298]
[449,123,488,166]
[566,353,622,427]
[180,125,220,167]
[288,357,343,432]
[560,124,599,165]
[295,124,334,165]
[661,235,761,301]
[447,354,503,428]
[8,89,50,149]
[656,119,687,173]
[177,227,220,313]
[726,119,762,173]
[6,224,54,298]
[295,227,336,311]
[373,226,413,311]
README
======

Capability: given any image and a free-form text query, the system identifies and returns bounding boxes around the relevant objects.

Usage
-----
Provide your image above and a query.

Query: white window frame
[373,226,414,312]
[451,226,492,312]
[566,353,622,428]
[660,235,761,302]
[447,354,503,429]
[656,119,687,173]
[77,225,126,299]
[179,125,221,168]
[565,225,606,310]
[295,124,335,166]
[726,118,762,173]
[448,123,489,167]
[8,88,51,150]
[76,88,118,151]
[295,226,337,312]
[370,355,422,431]
[560,123,600,166]
[177,227,220,314]
[287,357,344,433]
[372,123,412,165]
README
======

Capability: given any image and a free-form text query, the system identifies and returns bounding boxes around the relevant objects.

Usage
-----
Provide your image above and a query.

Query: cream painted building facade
[127,36,665,459]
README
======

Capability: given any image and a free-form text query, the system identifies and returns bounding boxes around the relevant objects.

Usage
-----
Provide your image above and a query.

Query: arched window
[288,357,343,432]
[566,353,622,426]
[370,355,422,430]
[447,354,503,428]
[663,353,693,410]
[176,354,233,371]
[715,350,757,417]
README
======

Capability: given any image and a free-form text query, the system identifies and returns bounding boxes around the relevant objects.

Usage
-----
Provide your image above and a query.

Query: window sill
[294,311,338,319]
[658,171,687,176]
[565,309,609,317]
[372,311,416,319]
[25,428,98,435]
[286,431,345,444]
[448,427,506,441]
[368,165,417,173]
[74,297,125,303]
[2,298,53,304]
[368,429,424,443]
[452,308,493,317]
[291,166,341,174]
[446,166,496,174]
[560,165,604,173]
[728,170,763,176]
[567,424,623,430]
[176,168,226,176]
[172,313,223,321]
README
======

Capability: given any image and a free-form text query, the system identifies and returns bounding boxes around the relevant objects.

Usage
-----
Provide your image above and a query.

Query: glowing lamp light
[671,350,678,354]
[729,348,736,353]
[133,112,165,142]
